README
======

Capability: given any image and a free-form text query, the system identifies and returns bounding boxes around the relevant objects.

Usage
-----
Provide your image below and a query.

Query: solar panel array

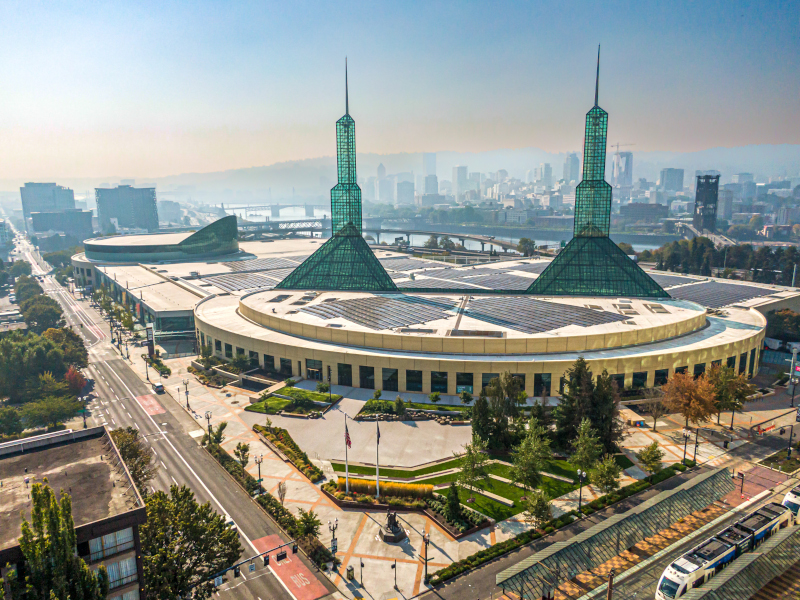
[464,297,630,334]
[465,274,533,290]
[507,262,551,274]
[421,267,508,280]
[648,273,702,289]
[260,268,296,282]
[203,273,276,292]
[221,257,303,273]
[301,295,458,329]
[398,277,485,290]
[667,280,776,308]
[379,258,446,272]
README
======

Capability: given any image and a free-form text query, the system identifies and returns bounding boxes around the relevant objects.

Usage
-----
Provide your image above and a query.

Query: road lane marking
[172,475,178,485]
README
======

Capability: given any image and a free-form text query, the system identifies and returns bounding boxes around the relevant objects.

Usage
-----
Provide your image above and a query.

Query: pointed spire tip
[594,45,600,106]
[345,57,349,115]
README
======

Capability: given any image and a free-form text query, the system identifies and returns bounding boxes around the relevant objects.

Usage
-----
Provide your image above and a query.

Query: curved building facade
[83,216,238,263]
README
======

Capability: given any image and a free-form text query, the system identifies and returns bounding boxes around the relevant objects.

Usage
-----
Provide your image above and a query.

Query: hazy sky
[1,0,798,179]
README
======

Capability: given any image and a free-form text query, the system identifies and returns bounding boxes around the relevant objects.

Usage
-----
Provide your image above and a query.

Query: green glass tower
[526,48,667,298]
[277,62,398,292]
[331,60,361,235]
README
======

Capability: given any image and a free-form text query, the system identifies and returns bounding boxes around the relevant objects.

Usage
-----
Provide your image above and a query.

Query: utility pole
[606,569,615,600]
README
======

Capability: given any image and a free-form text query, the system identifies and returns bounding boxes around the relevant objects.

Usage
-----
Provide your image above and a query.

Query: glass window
[610,374,625,390]
[359,366,375,389]
[199,332,205,346]
[236,347,245,356]
[711,359,721,367]
[406,370,423,392]
[249,350,259,367]
[224,343,232,358]
[533,374,551,397]
[306,359,322,381]
[559,376,566,394]
[338,363,352,387]
[675,366,688,375]
[482,373,499,392]
[456,373,473,394]
[749,348,756,377]
[431,371,448,394]
[279,358,292,376]
[654,369,669,386]
[90,527,135,561]
[727,356,736,369]
[693,363,706,377]
[263,354,274,371]
[739,352,747,375]
[512,373,526,390]
[215,339,221,353]
[632,372,647,389]
[382,368,399,392]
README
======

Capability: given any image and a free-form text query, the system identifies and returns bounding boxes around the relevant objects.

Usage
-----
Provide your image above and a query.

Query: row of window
[201,331,757,394]
[93,556,137,590]
[110,591,139,600]
[88,527,134,562]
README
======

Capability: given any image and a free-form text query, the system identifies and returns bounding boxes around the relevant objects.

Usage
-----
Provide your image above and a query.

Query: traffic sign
[214,576,223,587]
[249,562,255,573]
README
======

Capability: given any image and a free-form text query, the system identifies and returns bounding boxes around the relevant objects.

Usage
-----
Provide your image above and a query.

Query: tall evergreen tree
[553,358,594,447]
[12,482,109,600]
[471,391,491,443]
[589,370,625,453]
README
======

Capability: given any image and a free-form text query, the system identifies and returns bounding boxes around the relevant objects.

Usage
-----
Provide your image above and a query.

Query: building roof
[87,232,190,247]
[0,428,144,554]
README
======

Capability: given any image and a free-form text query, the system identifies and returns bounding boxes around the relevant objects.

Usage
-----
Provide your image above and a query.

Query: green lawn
[456,486,516,521]
[760,448,800,473]
[244,397,294,414]
[277,386,340,403]
[615,454,635,470]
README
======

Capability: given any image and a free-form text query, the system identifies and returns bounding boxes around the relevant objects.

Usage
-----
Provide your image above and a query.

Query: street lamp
[682,428,691,465]
[422,532,431,584]
[205,411,213,437]
[576,470,587,517]
[183,378,190,410]
[255,454,263,493]
[391,559,397,590]
[693,428,700,465]
[328,517,338,554]
[144,360,150,381]
[327,365,332,403]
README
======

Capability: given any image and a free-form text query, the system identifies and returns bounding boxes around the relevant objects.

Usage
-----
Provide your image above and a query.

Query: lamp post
[682,428,691,465]
[576,469,587,517]
[328,517,338,553]
[205,411,212,437]
[360,560,364,587]
[255,454,263,493]
[422,532,431,584]
[183,378,190,410]
[792,348,799,408]
[327,365,332,403]
[144,360,150,381]
[391,559,397,590]
[693,428,700,465]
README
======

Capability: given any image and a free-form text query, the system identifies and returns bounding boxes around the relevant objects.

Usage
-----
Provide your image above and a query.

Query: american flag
[345,423,352,449]
[377,422,380,445]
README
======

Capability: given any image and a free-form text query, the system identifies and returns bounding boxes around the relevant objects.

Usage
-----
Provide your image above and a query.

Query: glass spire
[330,58,362,236]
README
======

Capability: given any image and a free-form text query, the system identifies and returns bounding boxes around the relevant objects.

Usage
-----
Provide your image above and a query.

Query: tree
[43,328,88,368]
[373,389,382,400]
[460,390,473,405]
[523,490,552,529]
[22,396,82,429]
[141,485,242,600]
[485,372,523,449]
[297,508,322,538]
[230,352,249,372]
[707,365,752,427]
[428,391,441,403]
[553,358,594,447]
[65,366,87,395]
[446,482,461,520]
[203,422,227,446]
[0,406,22,437]
[518,237,537,257]
[316,381,330,393]
[394,395,406,416]
[110,427,158,492]
[636,441,665,482]
[234,442,250,469]
[21,296,64,334]
[424,236,439,249]
[471,392,491,443]
[590,370,626,454]
[199,343,213,368]
[591,454,622,494]
[643,397,667,432]
[277,481,287,506]
[10,482,109,600]
[662,371,716,427]
[10,260,32,278]
[511,417,552,492]
[457,436,491,502]
[570,418,602,473]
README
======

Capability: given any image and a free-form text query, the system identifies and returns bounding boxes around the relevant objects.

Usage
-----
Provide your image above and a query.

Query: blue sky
[0,0,798,178]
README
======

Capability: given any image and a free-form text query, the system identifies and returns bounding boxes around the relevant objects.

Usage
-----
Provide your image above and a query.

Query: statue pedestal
[379,525,407,543]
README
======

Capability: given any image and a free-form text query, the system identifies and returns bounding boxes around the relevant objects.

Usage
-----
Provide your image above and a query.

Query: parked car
[152,382,165,394]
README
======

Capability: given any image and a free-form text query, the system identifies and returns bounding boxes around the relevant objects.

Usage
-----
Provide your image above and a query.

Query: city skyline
[0,0,798,180]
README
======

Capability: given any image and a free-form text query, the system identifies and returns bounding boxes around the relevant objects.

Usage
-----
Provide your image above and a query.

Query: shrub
[253,425,323,482]
[337,477,432,499]
[544,526,554,533]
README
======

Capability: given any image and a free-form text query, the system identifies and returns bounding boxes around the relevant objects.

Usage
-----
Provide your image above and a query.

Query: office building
[157,200,182,223]
[422,153,436,179]
[452,166,468,200]
[0,220,11,247]
[424,174,439,194]
[377,178,394,203]
[0,427,147,600]
[20,182,75,218]
[612,151,633,187]
[96,185,159,234]
[526,169,535,184]
[693,175,720,232]
[377,163,386,180]
[538,163,553,188]
[396,181,415,206]
[660,168,684,192]
[30,209,94,242]
[718,189,734,220]
[563,153,580,183]
[733,173,754,184]
[620,202,668,223]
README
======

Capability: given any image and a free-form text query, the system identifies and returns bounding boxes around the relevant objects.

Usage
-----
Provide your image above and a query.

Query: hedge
[254,425,324,482]
[429,465,683,585]
[338,477,433,499]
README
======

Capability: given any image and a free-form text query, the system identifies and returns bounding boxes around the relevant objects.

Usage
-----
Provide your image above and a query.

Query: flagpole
[345,413,350,494]
[376,422,380,499]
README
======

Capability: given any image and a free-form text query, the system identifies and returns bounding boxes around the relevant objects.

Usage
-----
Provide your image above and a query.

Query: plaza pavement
[116,349,794,600]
